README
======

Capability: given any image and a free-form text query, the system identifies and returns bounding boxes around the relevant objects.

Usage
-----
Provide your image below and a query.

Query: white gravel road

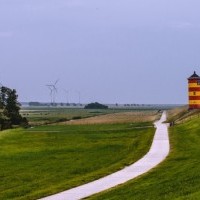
[40,111,169,200]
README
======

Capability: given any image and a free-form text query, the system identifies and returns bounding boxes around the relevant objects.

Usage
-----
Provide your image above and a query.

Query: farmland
[0,109,158,200]
[20,107,113,126]
[20,107,162,126]
[64,110,159,125]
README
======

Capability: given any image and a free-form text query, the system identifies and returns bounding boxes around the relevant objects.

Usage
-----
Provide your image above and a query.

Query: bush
[84,102,108,109]
[20,117,30,128]
[72,116,82,120]
[0,117,12,130]
[56,118,68,122]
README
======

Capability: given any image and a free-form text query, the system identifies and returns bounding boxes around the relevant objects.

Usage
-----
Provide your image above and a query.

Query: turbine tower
[46,85,53,105]
[63,89,69,104]
[46,79,59,106]
[52,79,59,105]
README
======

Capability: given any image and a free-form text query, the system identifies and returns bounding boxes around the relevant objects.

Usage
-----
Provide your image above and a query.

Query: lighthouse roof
[188,71,200,80]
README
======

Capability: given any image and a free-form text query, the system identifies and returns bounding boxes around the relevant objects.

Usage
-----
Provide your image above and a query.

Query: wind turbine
[63,89,69,104]
[46,85,53,105]
[52,79,59,105]
[46,79,59,106]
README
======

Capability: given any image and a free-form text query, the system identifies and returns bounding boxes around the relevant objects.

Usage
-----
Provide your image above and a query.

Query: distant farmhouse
[188,71,200,109]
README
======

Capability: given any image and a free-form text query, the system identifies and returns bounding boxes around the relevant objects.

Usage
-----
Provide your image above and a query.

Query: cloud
[0,31,13,38]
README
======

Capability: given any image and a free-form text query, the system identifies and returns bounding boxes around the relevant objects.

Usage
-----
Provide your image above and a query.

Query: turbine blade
[54,79,59,86]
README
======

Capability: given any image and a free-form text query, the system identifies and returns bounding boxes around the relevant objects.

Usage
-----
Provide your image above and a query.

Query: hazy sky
[0,0,199,104]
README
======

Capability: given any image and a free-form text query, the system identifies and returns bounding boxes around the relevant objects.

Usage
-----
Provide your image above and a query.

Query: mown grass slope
[0,123,154,200]
[88,116,200,200]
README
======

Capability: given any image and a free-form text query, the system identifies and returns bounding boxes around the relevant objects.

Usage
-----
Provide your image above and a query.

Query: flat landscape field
[20,108,114,126]
[0,109,157,200]
[20,107,160,126]
[64,111,159,125]
[88,114,200,200]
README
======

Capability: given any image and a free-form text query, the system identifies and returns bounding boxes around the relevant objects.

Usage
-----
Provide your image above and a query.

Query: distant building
[188,71,200,109]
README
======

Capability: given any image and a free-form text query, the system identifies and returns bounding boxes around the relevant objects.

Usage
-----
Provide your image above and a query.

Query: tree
[84,102,108,109]
[0,86,27,128]
[0,86,7,108]
[4,88,22,124]
[29,102,42,106]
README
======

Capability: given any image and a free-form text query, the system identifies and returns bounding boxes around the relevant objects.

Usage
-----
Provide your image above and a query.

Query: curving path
[40,112,169,200]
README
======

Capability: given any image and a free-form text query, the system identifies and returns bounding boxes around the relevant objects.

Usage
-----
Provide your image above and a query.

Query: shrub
[84,102,108,109]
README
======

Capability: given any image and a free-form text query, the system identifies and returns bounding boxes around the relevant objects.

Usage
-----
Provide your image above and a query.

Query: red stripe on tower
[188,71,200,109]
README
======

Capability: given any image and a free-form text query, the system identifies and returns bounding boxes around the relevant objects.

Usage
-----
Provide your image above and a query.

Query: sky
[0,0,199,104]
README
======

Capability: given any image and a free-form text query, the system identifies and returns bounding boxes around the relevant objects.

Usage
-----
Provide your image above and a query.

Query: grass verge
[0,122,154,200]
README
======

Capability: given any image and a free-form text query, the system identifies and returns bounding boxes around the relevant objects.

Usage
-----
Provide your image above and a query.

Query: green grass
[88,117,200,200]
[0,122,154,200]
[20,107,159,126]
[20,108,114,125]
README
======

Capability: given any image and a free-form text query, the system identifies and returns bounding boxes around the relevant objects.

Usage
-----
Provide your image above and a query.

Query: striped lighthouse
[188,71,200,109]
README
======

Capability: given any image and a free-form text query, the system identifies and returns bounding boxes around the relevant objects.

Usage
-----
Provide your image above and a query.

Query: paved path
[40,112,169,200]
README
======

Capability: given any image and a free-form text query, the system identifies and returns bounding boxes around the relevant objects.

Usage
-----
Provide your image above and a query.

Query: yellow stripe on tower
[189,92,200,96]
[188,83,200,88]
[188,71,200,109]
[189,100,200,104]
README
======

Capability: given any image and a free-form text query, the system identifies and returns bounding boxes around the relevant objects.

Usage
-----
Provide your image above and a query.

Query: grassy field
[0,120,155,200]
[20,107,160,126]
[88,115,200,200]
[64,111,159,125]
[20,108,115,126]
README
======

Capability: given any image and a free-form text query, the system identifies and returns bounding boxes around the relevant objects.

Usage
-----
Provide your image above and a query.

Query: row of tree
[0,86,28,130]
